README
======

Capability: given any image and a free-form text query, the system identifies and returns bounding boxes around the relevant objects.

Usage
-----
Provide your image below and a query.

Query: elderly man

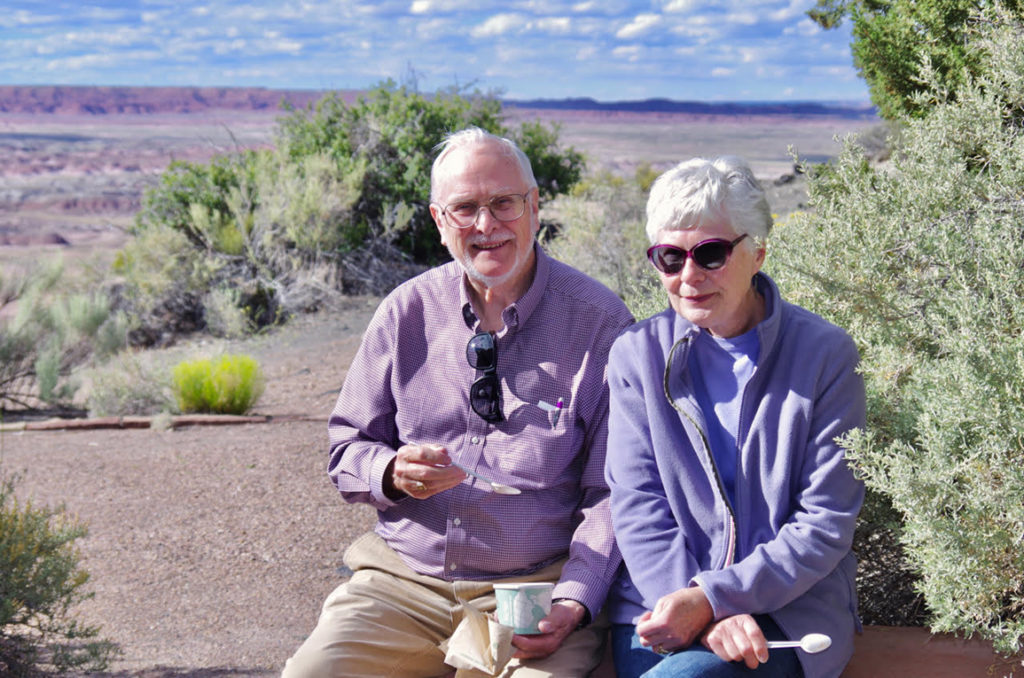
[282,127,633,678]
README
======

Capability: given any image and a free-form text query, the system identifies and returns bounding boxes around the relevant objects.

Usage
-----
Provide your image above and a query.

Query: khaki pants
[282,532,608,678]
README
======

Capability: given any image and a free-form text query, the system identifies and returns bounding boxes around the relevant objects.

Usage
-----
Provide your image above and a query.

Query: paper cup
[493,582,554,635]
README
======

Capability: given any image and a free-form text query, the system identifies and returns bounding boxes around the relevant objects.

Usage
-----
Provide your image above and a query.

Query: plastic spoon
[767,633,832,654]
[413,443,521,496]
[450,461,521,495]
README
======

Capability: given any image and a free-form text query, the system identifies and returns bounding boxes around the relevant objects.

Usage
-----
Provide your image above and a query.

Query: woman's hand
[635,586,714,653]
[701,614,768,669]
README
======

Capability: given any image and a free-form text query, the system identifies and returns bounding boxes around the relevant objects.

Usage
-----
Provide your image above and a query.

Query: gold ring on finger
[654,645,668,655]
[411,480,426,492]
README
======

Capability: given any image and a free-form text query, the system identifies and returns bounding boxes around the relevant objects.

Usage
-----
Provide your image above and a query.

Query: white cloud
[0,9,58,28]
[46,50,159,72]
[617,13,661,39]
[536,17,571,34]
[784,18,821,37]
[414,17,449,38]
[711,67,735,77]
[663,0,696,11]
[409,0,479,13]
[471,13,527,38]
[612,45,642,62]
[724,12,758,25]
[576,45,598,60]
[270,38,304,54]
[739,47,759,63]
[770,0,811,21]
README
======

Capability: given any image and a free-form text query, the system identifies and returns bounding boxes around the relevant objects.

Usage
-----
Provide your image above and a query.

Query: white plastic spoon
[450,461,521,495]
[766,633,832,654]
[413,442,522,495]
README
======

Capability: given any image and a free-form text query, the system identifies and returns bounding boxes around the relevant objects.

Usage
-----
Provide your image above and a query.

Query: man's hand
[510,599,586,659]
[701,614,768,669]
[383,443,466,500]
[635,586,714,653]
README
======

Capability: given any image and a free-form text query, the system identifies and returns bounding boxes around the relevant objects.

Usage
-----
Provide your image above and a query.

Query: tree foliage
[808,0,1024,119]
[769,11,1024,653]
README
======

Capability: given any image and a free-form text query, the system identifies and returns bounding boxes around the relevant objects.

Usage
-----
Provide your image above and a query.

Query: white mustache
[469,235,510,247]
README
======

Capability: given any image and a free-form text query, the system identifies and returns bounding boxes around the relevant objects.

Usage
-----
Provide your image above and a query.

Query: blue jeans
[611,615,804,678]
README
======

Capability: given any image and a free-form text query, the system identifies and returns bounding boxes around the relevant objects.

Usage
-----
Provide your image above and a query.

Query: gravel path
[2,299,382,677]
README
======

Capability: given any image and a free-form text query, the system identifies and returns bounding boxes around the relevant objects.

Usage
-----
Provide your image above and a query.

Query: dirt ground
[1,299,383,677]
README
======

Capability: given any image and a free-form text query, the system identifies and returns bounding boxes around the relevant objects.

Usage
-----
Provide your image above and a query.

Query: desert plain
[0,92,879,677]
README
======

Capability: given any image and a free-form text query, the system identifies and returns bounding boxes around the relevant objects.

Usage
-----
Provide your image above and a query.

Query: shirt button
[471,436,480,444]
[450,563,457,571]
[453,518,462,526]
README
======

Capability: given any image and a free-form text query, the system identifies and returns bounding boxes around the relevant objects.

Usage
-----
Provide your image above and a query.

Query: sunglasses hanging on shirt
[466,331,504,423]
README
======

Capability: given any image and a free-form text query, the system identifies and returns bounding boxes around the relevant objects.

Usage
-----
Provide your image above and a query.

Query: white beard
[451,236,535,289]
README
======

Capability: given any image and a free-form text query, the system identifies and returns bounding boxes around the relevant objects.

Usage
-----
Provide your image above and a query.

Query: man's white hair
[430,127,537,203]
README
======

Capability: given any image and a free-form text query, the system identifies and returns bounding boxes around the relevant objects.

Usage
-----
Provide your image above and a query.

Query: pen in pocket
[538,398,564,427]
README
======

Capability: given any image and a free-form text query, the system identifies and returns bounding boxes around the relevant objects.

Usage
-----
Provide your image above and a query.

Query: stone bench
[587,626,1020,677]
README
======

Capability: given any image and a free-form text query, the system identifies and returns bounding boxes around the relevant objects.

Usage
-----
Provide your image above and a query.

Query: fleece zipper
[662,335,738,569]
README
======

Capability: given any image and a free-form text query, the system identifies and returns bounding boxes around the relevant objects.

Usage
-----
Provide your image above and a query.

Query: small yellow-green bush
[171,354,265,415]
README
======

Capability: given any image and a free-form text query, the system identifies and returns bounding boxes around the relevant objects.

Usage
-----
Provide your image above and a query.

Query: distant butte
[0,85,344,115]
[0,85,877,119]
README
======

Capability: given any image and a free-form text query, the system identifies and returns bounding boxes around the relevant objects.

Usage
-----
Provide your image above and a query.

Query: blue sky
[0,1,869,103]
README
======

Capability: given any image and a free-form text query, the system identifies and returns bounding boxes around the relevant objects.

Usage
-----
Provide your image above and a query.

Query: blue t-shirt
[687,325,760,506]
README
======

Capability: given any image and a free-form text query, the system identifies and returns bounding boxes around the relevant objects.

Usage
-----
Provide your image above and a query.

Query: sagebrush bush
[0,470,119,675]
[172,354,265,415]
[1,260,128,411]
[546,169,661,318]
[85,352,175,417]
[768,11,1024,653]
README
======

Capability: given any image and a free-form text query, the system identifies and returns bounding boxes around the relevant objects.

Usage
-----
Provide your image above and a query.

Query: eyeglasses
[436,193,529,229]
[646,234,749,274]
[466,332,504,423]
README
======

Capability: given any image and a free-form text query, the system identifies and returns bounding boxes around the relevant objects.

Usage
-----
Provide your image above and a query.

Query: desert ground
[0,103,880,676]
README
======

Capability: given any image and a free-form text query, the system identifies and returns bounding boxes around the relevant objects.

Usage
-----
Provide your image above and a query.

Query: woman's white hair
[430,127,537,203]
[645,155,773,244]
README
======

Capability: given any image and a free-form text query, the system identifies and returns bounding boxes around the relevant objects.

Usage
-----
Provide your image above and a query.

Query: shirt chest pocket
[492,393,578,486]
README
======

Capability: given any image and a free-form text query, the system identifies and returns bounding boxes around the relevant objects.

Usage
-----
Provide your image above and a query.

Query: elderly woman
[604,156,865,678]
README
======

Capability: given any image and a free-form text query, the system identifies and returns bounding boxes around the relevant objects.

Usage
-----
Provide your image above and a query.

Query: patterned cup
[493,582,554,635]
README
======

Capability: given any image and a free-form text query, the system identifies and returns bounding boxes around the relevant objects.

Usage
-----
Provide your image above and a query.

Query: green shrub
[172,354,265,415]
[85,352,175,417]
[546,170,659,313]
[768,12,1024,653]
[0,261,128,411]
[0,470,119,675]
